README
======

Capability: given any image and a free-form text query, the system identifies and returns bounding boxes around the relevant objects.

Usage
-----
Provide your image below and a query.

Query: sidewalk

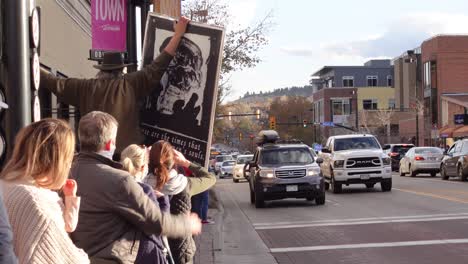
[193,184,277,264]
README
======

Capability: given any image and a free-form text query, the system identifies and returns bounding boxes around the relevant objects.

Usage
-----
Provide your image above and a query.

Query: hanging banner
[140,14,224,167]
[91,0,127,52]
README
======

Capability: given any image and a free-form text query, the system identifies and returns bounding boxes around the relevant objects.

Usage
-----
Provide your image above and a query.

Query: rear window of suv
[392,145,414,155]
[216,156,232,162]
[261,148,313,165]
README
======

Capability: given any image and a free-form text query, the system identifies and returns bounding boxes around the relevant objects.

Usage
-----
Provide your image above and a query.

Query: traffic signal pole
[5,0,32,151]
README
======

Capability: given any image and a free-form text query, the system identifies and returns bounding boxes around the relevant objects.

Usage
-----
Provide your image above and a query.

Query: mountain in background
[233,85,314,103]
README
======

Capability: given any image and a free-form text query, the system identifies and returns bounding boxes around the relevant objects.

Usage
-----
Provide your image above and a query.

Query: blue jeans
[191,190,209,221]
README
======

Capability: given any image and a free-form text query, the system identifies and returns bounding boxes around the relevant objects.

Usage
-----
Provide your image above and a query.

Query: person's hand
[63,179,77,197]
[189,213,202,235]
[154,190,165,198]
[174,16,190,38]
[173,149,191,167]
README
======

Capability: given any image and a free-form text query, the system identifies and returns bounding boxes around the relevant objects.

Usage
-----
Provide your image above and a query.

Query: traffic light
[255,109,260,120]
[303,119,307,128]
[239,132,243,141]
[269,116,276,130]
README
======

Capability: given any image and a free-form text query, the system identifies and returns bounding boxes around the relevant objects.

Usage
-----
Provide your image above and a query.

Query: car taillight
[415,156,425,161]
[389,152,399,157]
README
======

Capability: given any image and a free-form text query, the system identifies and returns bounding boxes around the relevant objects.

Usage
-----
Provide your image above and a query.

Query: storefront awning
[439,125,461,138]
[453,125,468,138]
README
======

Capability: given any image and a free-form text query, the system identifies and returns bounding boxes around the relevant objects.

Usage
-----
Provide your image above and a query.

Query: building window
[387,75,393,87]
[423,62,431,89]
[363,99,378,110]
[388,99,396,109]
[367,76,378,87]
[327,79,333,88]
[342,76,354,87]
[314,100,324,123]
[332,99,351,115]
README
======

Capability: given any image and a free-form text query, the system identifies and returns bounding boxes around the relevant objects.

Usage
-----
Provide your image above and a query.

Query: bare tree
[375,109,395,144]
[359,110,371,133]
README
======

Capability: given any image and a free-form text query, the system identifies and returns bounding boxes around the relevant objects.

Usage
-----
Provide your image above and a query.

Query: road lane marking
[255,215,468,230]
[394,188,468,204]
[396,176,463,185]
[269,238,468,253]
[253,212,468,227]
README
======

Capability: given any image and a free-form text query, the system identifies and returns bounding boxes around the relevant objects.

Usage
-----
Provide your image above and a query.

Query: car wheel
[441,165,449,180]
[365,183,375,189]
[306,196,314,201]
[381,179,392,192]
[399,166,406,176]
[459,165,467,181]
[315,194,326,205]
[410,165,417,177]
[250,188,255,204]
[331,176,342,194]
[430,172,437,177]
[254,188,265,208]
[324,182,330,191]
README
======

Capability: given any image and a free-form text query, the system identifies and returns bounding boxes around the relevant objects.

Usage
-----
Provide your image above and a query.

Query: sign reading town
[90,0,127,61]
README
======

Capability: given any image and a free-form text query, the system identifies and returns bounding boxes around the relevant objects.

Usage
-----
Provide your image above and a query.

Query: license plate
[428,157,437,161]
[360,174,370,180]
[286,185,298,192]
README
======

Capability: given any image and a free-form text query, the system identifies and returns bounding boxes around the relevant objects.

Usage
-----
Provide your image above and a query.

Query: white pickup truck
[319,134,392,193]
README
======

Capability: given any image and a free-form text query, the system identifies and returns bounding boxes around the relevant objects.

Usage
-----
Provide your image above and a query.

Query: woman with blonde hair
[0,118,89,264]
[144,140,216,264]
[120,144,172,264]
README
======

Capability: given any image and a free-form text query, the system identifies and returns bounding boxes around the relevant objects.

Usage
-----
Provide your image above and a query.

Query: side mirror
[321,148,331,154]
[316,157,324,164]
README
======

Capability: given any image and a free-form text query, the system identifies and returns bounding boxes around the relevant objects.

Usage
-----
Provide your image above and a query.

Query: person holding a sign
[40,17,191,156]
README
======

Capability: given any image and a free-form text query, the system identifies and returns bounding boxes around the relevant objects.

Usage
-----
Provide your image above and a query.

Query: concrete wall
[37,0,96,77]
[357,87,395,111]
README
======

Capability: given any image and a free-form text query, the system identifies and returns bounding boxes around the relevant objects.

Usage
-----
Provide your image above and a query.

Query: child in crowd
[144,140,216,264]
[0,118,89,264]
[121,144,173,264]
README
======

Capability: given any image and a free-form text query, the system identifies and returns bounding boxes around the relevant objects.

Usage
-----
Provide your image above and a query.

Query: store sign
[454,114,468,125]
[91,0,127,51]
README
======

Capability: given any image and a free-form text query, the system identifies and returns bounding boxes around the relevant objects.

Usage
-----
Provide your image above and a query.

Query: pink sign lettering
[92,0,127,51]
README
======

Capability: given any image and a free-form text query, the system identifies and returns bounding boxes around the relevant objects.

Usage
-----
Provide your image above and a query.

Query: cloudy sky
[224,0,468,101]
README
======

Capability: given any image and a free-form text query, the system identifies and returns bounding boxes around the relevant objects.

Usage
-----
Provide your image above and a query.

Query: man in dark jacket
[71,111,201,264]
[40,17,190,154]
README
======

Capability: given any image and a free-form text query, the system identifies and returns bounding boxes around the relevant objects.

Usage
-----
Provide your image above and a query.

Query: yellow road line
[394,188,468,204]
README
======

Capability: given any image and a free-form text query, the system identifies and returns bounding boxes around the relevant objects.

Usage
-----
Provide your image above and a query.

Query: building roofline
[311,65,394,77]
[422,34,468,45]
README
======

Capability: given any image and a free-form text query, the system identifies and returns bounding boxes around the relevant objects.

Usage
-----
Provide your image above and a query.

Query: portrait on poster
[140,14,224,167]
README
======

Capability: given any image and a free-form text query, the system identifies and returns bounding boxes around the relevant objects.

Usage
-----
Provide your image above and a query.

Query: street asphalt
[215,172,468,264]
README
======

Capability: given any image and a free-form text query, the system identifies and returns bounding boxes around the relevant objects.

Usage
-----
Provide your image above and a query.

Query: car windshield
[414,148,443,154]
[392,145,414,155]
[216,156,232,162]
[261,148,313,165]
[334,137,380,151]
[236,156,253,164]
[222,161,236,166]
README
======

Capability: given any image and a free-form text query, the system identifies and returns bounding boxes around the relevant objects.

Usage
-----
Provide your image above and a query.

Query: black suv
[245,130,325,208]
[383,144,414,171]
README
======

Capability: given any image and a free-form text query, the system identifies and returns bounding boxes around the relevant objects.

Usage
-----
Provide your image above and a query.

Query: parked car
[440,139,468,181]
[233,154,254,183]
[319,134,392,193]
[246,130,325,208]
[219,160,236,178]
[399,147,444,177]
[383,144,414,171]
[214,155,234,174]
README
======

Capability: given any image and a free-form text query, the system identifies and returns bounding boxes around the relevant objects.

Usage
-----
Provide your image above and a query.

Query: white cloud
[323,12,468,59]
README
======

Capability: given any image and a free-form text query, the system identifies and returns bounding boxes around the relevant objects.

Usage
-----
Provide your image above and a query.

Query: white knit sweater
[0,180,89,264]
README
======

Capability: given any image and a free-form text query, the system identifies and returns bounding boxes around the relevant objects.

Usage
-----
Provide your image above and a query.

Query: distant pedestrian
[144,140,216,264]
[120,144,173,264]
[40,17,190,155]
[70,111,201,264]
[0,118,89,264]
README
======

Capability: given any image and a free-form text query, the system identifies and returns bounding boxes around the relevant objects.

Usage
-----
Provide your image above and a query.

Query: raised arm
[40,69,90,107]
[125,17,190,98]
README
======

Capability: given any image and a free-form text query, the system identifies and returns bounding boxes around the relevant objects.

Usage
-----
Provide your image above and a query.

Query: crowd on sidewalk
[0,17,217,264]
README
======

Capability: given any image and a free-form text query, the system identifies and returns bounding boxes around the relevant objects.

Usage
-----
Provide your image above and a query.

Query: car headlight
[382,157,391,166]
[307,169,321,177]
[334,160,345,168]
[259,170,275,178]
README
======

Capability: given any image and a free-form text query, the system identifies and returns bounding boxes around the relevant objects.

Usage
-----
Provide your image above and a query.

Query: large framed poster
[140,14,224,167]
